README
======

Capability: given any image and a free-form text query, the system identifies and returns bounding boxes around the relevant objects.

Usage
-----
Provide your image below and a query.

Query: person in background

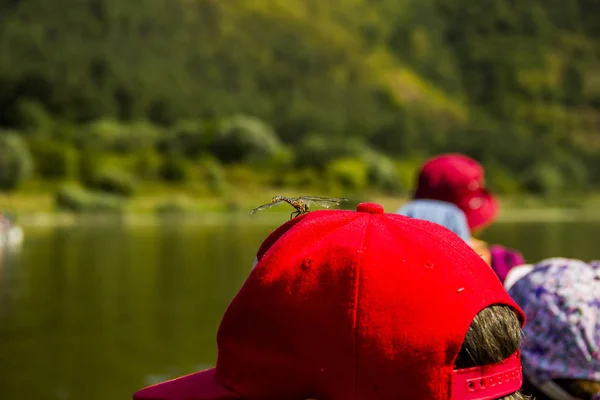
[134,203,527,400]
[397,199,471,242]
[398,153,524,282]
[397,198,492,265]
[506,258,600,400]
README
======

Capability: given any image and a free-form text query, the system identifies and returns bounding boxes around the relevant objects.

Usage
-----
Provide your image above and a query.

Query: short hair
[455,305,529,400]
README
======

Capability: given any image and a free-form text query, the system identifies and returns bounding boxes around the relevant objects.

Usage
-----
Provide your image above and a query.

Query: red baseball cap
[134,203,524,400]
[414,154,498,231]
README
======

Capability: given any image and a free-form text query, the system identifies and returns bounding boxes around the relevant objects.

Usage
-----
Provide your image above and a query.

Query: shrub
[253,146,295,170]
[326,157,368,191]
[27,138,79,179]
[134,149,163,180]
[158,119,216,158]
[92,168,138,197]
[296,135,365,169]
[198,156,226,194]
[521,162,564,196]
[225,165,266,188]
[486,161,521,195]
[159,156,192,183]
[280,168,320,188]
[0,132,34,191]
[394,157,426,193]
[361,149,403,194]
[78,150,103,187]
[55,185,125,213]
[297,137,402,193]
[76,119,125,151]
[77,119,160,152]
[258,147,295,187]
[211,115,283,164]
[113,121,161,153]
[16,100,53,133]
[559,156,589,192]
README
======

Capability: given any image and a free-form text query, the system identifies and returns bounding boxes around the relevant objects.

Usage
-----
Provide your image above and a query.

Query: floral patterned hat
[507,258,600,399]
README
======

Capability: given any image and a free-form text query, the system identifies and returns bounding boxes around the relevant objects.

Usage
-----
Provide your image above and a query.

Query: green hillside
[0,0,599,209]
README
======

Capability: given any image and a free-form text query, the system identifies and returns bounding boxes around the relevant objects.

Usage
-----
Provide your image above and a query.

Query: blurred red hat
[414,154,498,231]
[134,203,523,400]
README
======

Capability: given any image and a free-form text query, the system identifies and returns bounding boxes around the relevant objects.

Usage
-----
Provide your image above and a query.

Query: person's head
[396,199,494,266]
[397,199,472,243]
[413,153,498,233]
[489,245,526,284]
[507,258,600,400]
[134,203,526,400]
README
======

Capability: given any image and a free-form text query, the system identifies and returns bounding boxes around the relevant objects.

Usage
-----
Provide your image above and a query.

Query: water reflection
[0,219,597,400]
[0,248,22,320]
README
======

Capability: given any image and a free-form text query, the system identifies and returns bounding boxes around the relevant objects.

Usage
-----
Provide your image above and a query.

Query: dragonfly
[249,196,349,220]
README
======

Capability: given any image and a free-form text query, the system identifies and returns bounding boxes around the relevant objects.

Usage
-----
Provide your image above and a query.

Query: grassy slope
[2,181,600,224]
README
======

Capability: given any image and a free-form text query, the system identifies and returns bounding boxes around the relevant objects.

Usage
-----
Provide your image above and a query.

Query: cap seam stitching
[352,215,373,400]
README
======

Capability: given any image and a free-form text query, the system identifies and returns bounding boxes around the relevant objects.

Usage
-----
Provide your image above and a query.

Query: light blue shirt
[397,199,471,242]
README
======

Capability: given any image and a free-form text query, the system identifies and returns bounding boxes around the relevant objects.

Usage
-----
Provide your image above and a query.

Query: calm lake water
[0,215,599,400]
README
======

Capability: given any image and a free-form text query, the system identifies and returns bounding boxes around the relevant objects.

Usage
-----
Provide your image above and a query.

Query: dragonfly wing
[303,197,349,208]
[300,196,337,201]
[248,200,284,214]
[301,196,348,202]
[311,200,342,208]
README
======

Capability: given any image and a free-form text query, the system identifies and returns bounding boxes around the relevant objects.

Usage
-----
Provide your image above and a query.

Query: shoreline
[3,191,600,227]
[12,207,600,228]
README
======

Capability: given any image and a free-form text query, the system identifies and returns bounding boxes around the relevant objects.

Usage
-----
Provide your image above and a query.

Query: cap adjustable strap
[451,352,522,400]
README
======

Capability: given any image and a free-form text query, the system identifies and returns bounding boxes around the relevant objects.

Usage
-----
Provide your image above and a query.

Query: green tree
[0,132,34,191]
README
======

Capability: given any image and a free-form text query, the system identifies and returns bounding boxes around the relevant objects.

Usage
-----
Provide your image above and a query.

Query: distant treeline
[1,0,599,198]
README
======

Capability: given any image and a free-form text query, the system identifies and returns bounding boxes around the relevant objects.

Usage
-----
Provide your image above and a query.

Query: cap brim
[133,368,240,400]
[460,189,498,231]
[503,264,533,291]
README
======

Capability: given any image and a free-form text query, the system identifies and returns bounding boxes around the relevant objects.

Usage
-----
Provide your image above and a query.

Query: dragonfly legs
[290,210,309,220]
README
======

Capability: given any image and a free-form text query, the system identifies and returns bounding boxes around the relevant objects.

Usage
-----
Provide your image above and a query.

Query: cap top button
[356,202,384,214]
